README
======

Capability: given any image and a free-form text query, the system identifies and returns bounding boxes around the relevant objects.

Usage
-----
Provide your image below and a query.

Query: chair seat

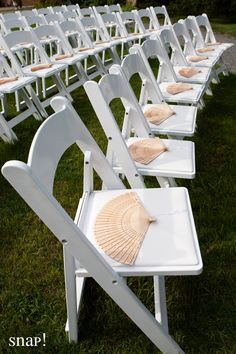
[142,104,197,137]
[174,65,212,84]
[159,82,204,105]
[75,187,202,276]
[23,63,68,77]
[112,137,195,178]
[0,76,36,93]
[186,55,219,67]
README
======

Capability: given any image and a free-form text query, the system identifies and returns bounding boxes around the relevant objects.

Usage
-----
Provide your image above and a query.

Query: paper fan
[0,77,18,85]
[197,47,215,53]
[55,54,73,60]
[178,67,201,78]
[166,83,193,95]
[144,104,175,125]
[31,63,52,72]
[189,56,208,62]
[94,192,156,265]
[129,137,167,165]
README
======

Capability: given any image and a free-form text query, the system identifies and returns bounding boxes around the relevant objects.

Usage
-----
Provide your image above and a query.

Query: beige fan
[94,192,156,265]
[31,63,52,72]
[197,47,215,53]
[95,40,110,44]
[178,67,201,78]
[206,42,221,46]
[166,83,193,95]
[78,47,91,52]
[144,103,175,125]
[189,56,208,62]
[55,53,73,60]
[0,77,18,85]
[129,137,167,165]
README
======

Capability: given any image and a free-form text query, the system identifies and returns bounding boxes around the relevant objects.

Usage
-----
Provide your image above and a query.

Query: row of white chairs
[0,4,233,143]
[1,4,234,354]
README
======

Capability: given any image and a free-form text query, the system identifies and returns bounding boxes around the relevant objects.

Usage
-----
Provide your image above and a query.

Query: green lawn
[0,45,236,354]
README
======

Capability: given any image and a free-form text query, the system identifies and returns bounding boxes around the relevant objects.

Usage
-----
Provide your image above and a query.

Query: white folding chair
[49,5,65,15]
[195,14,234,52]
[0,12,21,22]
[116,11,149,43]
[78,16,121,69]
[84,69,196,188]
[119,46,197,139]
[79,7,94,19]
[134,9,160,34]
[92,5,109,17]
[62,4,81,16]
[0,30,72,107]
[183,17,229,77]
[140,38,206,107]
[149,5,172,27]
[17,9,36,18]
[33,7,53,16]
[2,95,202,354]
[105,4,123,14]
[32,24,88,92]
[58,19,107,79]
[158,28,213,90]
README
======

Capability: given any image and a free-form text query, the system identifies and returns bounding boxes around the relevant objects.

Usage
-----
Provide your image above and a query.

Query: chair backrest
[173,21,196,56]
[135,9,158,31]
[158,27,188,66]
[18,10,35,18]
[1,95,127,289]
[50,6,65,14]
[63,4,81,13]
[184,16,205,48]
[84,71,151,187]
[80,7,93,18]
[23,15,47,28]
[141,37,177,83]
[34,7,53,16]
[96,13,122,40]
[92,5,109,16]
[1,18,26,34]
[62,10,78,20]
[149,6,172,27]
[106,4,123,14]
[120,46,164,105]
[44,13,63,24]
[196,14,216,44]
[117,11,143,36]
[0,12,21,21]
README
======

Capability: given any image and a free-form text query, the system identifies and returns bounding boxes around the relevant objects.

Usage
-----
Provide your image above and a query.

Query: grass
[0,43,236,354]
[211,21,236,37]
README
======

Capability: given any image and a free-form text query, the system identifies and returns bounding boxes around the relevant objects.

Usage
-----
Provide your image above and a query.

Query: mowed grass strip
[0,68,235,353]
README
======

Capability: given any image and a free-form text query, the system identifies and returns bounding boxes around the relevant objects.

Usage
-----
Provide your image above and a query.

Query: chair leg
[63,247,79,343]
[0,113,18,143]
[154,275,169,333]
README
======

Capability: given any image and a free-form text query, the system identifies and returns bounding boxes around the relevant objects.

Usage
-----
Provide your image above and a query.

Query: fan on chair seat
[94,192,156,265]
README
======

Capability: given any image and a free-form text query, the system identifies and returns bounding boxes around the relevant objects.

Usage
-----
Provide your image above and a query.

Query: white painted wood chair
[157,28,213,90]
[183,17,229,76]
[0,50,48,142]
[0,30,72,107]
[62,4,81,16]
[2,95,203,354]
[139,38,206,107]
[105,4,123,14]
[116,11,149,44]
[78,16,121,69]
[149,5,172,27]
[173,21,221,84]
[119,45,197,139]
[133,9,160,34]
[58,19,107,79]
[33,7,53,16]
[84,69,196,188]
[195,14,234,52]
[32,24,88,92]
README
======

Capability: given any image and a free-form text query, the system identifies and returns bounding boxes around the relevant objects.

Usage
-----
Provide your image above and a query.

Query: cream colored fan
[129,137,167,165]
[178,67,201,78]
[94,192,156,265]
[166,83,193,95]
[55,54,73,60]
[189,56,208,62]
[197,47,215,53]
[31,63,52,72]
[0,77,18,85]
[144,103,175,125]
